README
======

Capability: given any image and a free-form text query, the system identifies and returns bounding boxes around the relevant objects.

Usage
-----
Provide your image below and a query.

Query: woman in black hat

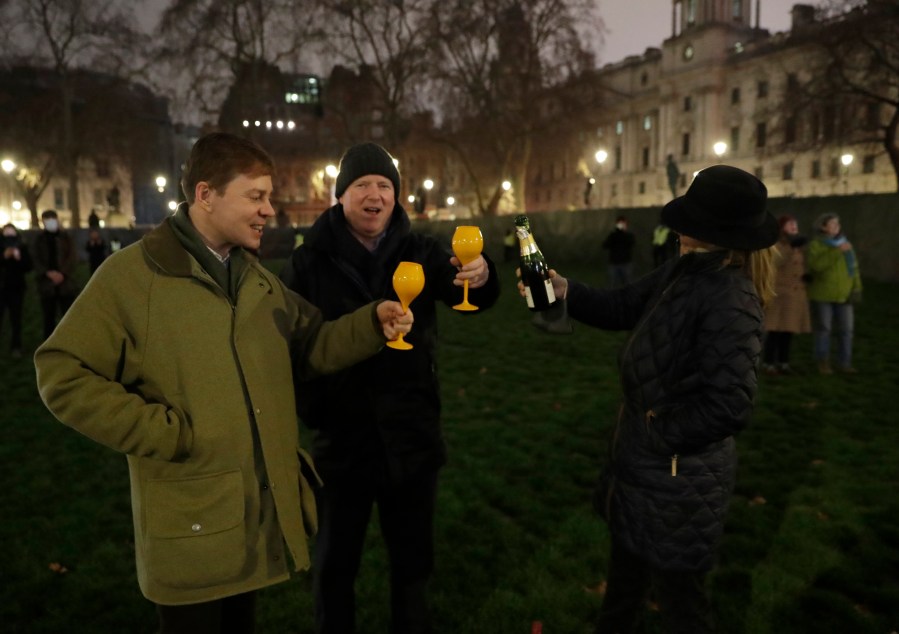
[522,165,777,633]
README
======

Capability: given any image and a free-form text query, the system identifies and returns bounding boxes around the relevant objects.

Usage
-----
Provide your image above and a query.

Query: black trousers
[595,539,715,634]
[313,468,439,634]
[0,289,25,350]
[155,591,256,634]
[763,331,793,366]
[40,292,75,339]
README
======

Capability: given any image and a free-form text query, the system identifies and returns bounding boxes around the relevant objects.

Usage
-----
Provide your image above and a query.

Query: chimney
[791,4,816,30]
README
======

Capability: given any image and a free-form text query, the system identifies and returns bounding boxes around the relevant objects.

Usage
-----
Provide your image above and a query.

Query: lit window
[615,120,624,135]
[643,115,652,130]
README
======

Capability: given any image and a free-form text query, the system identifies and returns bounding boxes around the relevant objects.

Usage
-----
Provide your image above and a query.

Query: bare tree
[799,0,899,191]
[425,0,602,215]
[317,0,433,148]
[155,0,327,123]
[2,0,143,227]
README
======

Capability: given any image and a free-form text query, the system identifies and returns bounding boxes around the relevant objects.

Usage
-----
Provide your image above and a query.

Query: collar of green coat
[142,214,256,282]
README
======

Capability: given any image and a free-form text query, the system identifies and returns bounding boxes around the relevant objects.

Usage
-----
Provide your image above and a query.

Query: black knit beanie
[334,142,401,198]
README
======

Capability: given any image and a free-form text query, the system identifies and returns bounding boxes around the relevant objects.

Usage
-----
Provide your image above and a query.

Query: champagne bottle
[514,214,557,311]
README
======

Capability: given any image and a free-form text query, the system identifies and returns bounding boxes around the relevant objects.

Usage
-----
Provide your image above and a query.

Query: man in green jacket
[34,133,412,633]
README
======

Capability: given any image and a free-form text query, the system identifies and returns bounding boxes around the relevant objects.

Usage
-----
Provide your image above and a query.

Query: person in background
[0,223,33,358]
[666,154,680,199]
[525,165,777,633]
[651,214,678,268]
[34,132,412,634]
[85,227,109,275]
[806,212,862,374]
[602,215,636,287]
[503,227,517,262]
[280,142,500,634]
[31,209,80,339]
[762,214,811,375]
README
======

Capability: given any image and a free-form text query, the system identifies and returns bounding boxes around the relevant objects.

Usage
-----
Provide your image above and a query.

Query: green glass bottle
[514,214,557,311]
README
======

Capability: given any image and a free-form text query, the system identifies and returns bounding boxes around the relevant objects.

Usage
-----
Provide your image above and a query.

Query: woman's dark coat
[567,250,763,571]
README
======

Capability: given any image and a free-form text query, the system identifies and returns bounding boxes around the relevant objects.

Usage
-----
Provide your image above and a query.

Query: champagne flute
[451,225,483,311]
[386,261,425,350]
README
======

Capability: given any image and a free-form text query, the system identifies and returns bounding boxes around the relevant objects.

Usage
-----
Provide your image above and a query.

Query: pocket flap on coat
[145,469,244,539]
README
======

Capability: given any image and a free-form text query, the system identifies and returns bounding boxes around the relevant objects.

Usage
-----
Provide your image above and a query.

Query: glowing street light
[1,158,16,173]
[407,194,416,204]
[155,176,167,193]
[325,164,339,205]
[501,180,511,191]
[713,141,728,157]
[423,179,434,191]
[595,149,608,164]
[446,196,455,206]
[840,153,854,167]
[168,200,178,212]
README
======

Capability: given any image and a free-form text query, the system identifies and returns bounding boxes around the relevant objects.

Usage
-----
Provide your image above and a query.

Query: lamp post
[325,163,338,205]
[423,178,434,214]
[594,149,608,207]
[713,141,728,157]
[840,153,854,194]
[1,159,15,225]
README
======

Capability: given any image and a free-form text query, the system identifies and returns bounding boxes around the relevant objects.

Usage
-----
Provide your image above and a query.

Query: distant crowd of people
[600,207,861,377]
[0,211,124,359]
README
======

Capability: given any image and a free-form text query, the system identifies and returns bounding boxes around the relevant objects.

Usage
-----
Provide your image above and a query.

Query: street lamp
[325,164,338,205]
[446,196,455,206]
[713,141,728,157]
[1,158,15,174]
[840,153,854,194]
[423,179,434,192]
[501,180,511,191]
[155,176,167,193]
[595,149,608,165]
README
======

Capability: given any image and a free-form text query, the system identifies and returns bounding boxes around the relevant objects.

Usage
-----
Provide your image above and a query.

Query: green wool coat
[35,219,387,605]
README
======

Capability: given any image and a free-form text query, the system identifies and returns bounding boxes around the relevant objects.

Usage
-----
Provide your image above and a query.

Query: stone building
[523,0,897,213]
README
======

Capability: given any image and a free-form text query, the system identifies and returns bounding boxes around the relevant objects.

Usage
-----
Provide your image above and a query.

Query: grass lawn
[1,258,897,633]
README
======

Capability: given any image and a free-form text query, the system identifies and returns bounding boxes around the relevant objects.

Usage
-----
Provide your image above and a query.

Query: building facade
[524,0,897,214]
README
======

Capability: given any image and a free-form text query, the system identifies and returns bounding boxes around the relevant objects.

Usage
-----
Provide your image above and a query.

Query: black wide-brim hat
[661,164,779,251]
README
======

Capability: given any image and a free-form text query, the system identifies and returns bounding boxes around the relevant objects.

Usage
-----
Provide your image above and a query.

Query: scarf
[823,235,856,277]
[170,208,247,302]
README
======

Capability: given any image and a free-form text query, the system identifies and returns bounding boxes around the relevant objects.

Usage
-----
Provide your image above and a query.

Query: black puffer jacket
[280,204,499,483]
[567,250,763,571]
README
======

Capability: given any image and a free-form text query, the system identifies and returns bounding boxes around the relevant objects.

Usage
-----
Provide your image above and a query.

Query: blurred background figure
[31,210,80,340]
[602,215,636,287]
[762,215,811,375]
[85,228,109,275]
[652,214,678,268]
[503,227,517,262]
[665,154,680,198]
[0,223,33,358]
[806,213,862,374]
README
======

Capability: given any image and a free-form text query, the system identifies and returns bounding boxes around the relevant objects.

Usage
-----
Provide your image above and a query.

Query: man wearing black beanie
[281,142,500,634]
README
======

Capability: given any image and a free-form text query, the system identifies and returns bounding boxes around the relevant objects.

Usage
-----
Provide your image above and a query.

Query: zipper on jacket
[671,454,678,477]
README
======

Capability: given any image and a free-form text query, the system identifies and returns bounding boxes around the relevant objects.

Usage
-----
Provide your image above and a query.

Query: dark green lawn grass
[1,259,897,633]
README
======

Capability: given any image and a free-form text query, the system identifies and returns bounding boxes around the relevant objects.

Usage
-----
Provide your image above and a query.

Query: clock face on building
[683,44,694,60]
